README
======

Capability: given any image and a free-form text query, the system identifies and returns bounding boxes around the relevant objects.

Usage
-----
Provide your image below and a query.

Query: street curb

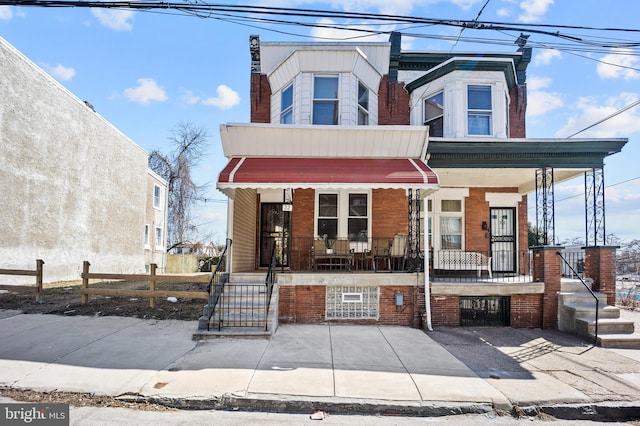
[120,393,495,417]
[521,401,640,422]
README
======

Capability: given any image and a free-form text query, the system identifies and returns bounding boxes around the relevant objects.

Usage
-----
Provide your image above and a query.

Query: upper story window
[313,76,339,125]
[467,85,492,135]
[424,91,444,137]
[357,81,369,125]
[153,185,161,209]
[280,83,293,124]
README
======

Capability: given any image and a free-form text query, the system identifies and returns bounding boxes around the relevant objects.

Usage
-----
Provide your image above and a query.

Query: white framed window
[424,91,444,137]
[313,75,339,125]
[348,193,368,241]
[467,85,492,135]
[280,83,293,124]
[440,200,463,250]
[357,81,369,125]
[144,224,150,248]
[316,191,370,242]
[155,226,163,250]
[317,193,338,239]
[153,185,161,209]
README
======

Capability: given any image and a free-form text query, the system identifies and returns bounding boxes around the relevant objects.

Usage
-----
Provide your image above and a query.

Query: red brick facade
[250,73,271,123]
[532,246,562,329]
[372,189,408,238]
[509,84,527,138]
[430,295,460,327]
[279,285,424,327]
[378,76,410,125]
[510,294,543,328]
[584,247,617,305]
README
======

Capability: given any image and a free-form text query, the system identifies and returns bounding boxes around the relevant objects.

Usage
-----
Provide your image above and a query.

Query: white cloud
[597,48,640,80]
[310,18,391,42]
[496,7,511,17]
[0,6,13,20]
[527,90,563,117]
[533,49,561,66]
[202,85,240,110]
[180,90,200,106]
[518,0,553,23]
[91,8,135,31]
[49,64,76,81]
[527,76,551,91]
[555,93,640,138]
[124,78,168,104]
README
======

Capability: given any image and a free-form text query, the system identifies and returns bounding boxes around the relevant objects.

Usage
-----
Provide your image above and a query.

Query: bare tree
[149,122,208,251]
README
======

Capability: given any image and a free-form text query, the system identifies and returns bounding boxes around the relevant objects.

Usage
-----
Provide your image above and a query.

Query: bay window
[313,76,339,125]
[424,91,444,137]
[467,85,492,135]
[357,81,369,125]
[280,83,293,124]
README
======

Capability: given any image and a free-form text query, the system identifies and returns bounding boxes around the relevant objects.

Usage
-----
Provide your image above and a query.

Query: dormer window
[467,85,492,136]
[313,75,339,125]
[280,83,293,124]
[357,81,369,125]
[424,91,444,137]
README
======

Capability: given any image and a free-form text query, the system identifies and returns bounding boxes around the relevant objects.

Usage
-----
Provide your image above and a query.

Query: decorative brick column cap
[530,245,565,251]
[581,245,620,250]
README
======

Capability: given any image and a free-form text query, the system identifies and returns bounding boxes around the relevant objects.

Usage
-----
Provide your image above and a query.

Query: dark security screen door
[490,207,516,273]
[260,203,290,268]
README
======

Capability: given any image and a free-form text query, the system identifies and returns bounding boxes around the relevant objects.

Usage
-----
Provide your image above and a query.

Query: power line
[566,98,640,138]
[4,1,640,49]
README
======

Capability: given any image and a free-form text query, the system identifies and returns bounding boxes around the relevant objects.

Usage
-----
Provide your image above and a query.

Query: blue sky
[1,0,639,246]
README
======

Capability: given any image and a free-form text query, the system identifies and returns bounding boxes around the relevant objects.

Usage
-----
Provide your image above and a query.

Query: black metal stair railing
[206,238,231,331]
[557,251,599,345]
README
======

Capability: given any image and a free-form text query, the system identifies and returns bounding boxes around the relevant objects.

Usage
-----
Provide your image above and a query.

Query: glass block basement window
[326,286,379,319]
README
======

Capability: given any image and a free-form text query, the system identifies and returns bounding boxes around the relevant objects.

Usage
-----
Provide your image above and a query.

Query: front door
[490,207,516,273]
[259,203,290,268]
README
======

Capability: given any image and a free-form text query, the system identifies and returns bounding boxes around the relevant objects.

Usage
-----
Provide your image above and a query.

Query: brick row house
[214,33,626,331]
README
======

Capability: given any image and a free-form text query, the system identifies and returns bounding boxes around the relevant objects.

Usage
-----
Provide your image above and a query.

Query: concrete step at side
[596,333,640,349]
[565,304,621,319]
[193,327,271,340]
[229,273,267,284]
[576,317,635,335]
[561,280,592,293]
[559,292,608,306]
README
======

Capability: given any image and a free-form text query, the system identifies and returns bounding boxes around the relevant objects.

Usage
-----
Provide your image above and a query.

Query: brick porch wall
[584,246,617,305]
[511,294,543,328]
[278,284,424,326]
[430,295,460,326]
[372,189,408,238]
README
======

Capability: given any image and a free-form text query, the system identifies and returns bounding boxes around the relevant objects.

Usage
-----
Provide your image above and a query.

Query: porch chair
[366,238,392,272]
[390,233,408,271]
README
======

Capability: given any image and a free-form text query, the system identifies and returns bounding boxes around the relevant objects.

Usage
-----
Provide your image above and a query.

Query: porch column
[532,245,563,329]
[584,246,618,305]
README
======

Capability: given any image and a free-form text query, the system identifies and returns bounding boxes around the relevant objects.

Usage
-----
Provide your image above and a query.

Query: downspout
[424,210,433,331]
[421,128,433,331]
[226,194,234,273]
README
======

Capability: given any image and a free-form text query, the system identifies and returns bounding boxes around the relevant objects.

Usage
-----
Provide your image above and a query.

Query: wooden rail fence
[81,261,210,307]
[0,259,44,302]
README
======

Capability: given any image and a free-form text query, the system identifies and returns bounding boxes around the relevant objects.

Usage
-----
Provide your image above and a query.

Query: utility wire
[3,1,640,48]
[567,99,640,138]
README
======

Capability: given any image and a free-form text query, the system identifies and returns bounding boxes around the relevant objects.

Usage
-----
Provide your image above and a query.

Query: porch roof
[217,157,439,197]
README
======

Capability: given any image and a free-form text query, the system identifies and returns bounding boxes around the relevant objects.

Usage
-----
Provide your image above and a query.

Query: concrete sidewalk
[1,309,640,420]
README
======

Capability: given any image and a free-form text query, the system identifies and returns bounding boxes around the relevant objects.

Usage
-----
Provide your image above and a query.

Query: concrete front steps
[559,279,640,348]
[193,272,278,340]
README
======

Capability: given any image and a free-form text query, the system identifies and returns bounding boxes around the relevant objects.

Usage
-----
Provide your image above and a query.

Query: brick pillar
[532,246,563,329]
[584,246,618,305]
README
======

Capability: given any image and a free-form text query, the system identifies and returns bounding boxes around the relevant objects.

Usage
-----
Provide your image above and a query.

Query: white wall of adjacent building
[0,36,150,283]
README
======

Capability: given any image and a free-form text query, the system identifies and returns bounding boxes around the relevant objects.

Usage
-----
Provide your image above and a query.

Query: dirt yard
[0,280,207,321]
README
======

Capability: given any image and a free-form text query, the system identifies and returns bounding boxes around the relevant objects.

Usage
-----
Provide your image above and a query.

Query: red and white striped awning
[217,157,439,196]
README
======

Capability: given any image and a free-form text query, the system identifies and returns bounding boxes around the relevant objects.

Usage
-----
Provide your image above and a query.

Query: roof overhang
[219,123,430,159]
[217,157,439,197]
[428,137,628,193]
